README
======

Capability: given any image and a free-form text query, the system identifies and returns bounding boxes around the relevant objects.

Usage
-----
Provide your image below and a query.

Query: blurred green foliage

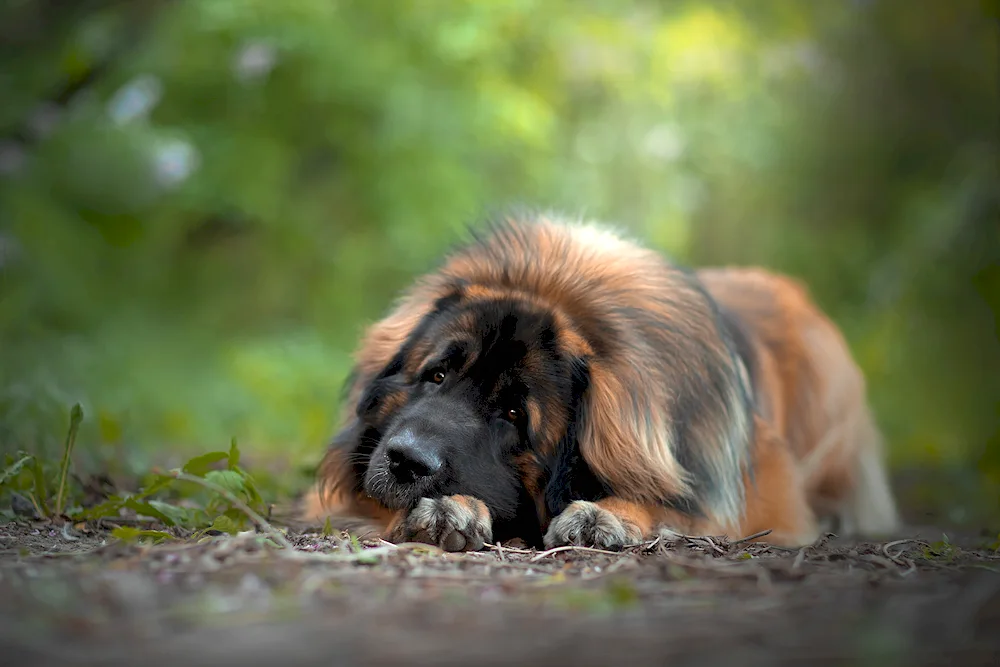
[0,1,997,522]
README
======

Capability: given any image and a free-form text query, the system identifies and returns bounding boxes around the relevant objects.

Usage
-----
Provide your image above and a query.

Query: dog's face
[352,293,583,534]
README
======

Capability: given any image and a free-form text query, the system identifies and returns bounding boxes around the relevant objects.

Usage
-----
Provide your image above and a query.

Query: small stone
[9,492,37,518]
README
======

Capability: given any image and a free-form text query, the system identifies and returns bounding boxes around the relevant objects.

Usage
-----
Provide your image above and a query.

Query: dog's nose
[384,429,443,483]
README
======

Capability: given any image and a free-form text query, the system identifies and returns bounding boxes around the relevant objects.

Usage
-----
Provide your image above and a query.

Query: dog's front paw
[391,495,492,552]
[543,501,643,550]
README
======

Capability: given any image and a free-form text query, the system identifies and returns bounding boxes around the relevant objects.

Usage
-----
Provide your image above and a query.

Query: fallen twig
[484,542,535,555]
[881,538,927,566]
[641,535,663,553]
[731,529,774,546]
[388,542,449,556]
[696,536,726,555]
[96,516,163,529]
[881,539,930,578]
[792,546,808,571]
[528,544,623,561]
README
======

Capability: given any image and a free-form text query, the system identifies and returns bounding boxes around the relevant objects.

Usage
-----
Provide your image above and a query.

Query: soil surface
[1,520,998,667]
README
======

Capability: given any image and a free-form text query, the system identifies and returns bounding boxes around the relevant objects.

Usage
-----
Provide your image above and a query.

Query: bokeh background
[1,0,997,527]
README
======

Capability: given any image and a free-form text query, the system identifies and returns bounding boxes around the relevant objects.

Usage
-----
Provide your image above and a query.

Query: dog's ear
[310,367,405,528]
[316,366,378,503]
[318,348,409,493]
[574,338,754,529]
[544,357,612,517]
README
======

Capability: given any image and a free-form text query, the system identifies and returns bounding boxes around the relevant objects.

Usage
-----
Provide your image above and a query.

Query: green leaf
[204,469,247,499]
[136,475,174,500]
[181,506,211,530]
[111,526,175,544]
[181,451,228,476]
[223,507,249,526]
[0,455,33,489]
[146,499,192,527]
[209,514,241,535]
[76,495,126,520]
[121,498,169,522]
[240,473,265,508]
[115,497,189,527]
[322,516,333,537]
[73,473,175,521]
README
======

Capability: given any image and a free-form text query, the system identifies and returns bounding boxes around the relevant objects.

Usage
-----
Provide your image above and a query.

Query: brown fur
[302,215,899,549]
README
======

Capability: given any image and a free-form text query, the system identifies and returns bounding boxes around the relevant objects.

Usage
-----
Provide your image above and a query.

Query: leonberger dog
[301,214,899,551]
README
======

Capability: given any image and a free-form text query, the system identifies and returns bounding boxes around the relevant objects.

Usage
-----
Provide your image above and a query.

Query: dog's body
[302,215,899,550]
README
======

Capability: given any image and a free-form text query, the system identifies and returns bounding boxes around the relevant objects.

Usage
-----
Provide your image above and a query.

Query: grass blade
[55,403,84,518]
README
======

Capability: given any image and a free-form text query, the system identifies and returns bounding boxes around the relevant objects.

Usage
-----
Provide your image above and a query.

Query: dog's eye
[504,407,523,423]
[429,369,446,384]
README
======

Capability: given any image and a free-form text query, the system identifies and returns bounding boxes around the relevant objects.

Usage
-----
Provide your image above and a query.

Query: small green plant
[2,405,281,545]
[80,438,270,534]
[921,534,960,562]
[1,404,85,521]
[110,526,176,544]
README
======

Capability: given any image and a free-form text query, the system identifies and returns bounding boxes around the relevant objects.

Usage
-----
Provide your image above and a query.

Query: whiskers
[367,466,392,499]
[343,452,374,466]
[362,455,416,510]
[325,440,412,510]
[318,448,374,500]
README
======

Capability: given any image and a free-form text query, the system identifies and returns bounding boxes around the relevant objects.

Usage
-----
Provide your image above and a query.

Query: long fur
[302,213,900,547]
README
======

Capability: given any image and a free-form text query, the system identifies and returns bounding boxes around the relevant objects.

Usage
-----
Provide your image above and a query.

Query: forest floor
[1,518,998,667]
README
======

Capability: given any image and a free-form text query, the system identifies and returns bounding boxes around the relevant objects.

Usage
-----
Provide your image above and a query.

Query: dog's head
[323,284,595,543]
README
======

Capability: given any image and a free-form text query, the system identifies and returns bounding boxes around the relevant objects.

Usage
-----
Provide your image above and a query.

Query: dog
[300,213,900,551]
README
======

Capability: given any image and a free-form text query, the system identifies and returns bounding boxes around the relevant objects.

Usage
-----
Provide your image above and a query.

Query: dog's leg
[741,417,821,547]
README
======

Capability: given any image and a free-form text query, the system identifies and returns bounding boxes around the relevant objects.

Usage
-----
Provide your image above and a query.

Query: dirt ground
[1,519,998,667]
